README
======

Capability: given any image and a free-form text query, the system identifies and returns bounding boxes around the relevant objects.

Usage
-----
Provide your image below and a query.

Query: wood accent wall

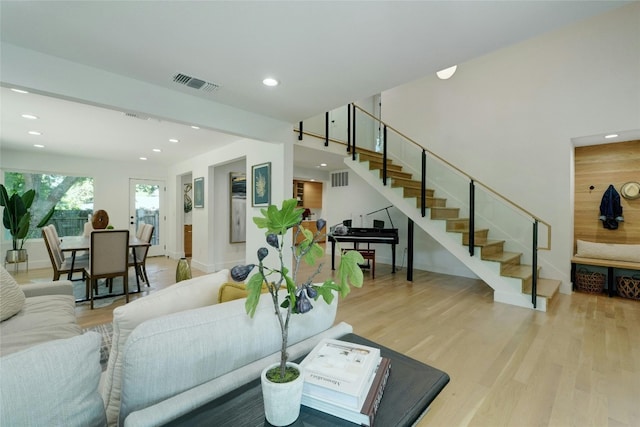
[574,140,640,249]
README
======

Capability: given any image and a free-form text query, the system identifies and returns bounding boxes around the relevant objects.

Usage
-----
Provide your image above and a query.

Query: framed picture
[229,172,246,243]
[252,162,271,207]
[194,177,204,208]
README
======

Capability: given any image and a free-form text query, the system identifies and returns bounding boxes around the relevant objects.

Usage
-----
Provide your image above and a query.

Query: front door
[129,179,164,256]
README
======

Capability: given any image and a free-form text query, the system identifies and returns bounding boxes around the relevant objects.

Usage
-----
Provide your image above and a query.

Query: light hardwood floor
[11,252,640,427]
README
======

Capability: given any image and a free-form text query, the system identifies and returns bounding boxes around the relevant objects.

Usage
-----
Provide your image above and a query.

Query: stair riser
[368,161,404,172]
[377,169,413,180]
[431,208,460,220]
[416,198,447,208]
[479,242,505,257]
[402,188,435,198]
[462,230,489,245]
[446,219,469,231]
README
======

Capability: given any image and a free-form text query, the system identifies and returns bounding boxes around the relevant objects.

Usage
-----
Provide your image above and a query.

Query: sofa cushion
[218,282,268,303]
[0,266,25,321]
[102,269,229,426]
[576,240,640,263]
[0,293,80,357]
[0,332,106,427]
[118,290,339,424]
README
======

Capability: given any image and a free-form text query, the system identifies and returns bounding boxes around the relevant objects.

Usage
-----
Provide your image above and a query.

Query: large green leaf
[336,250,364,297]
[253,199,303,235]
[37,205,57,228]
[244,272,265,317]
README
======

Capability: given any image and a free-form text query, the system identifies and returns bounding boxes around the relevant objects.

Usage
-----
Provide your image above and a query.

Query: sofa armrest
[20,281,74,298]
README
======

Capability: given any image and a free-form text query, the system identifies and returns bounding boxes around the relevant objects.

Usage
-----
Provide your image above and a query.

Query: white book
[300,338,381,410]
[302,357,392,426]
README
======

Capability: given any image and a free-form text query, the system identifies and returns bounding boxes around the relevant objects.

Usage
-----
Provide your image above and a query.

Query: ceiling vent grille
[331,171,349,187]
[124,112,150,120]
[173,73,221,92]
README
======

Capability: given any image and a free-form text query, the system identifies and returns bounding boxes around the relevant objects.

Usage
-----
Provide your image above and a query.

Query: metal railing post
[382,125,388,186]
[421,149,426,217]
[324,112,329,147]
[469,180,475,257]
[347,104,351,153]
[532,220,538,308]
[352,105,357,161]
[298,121,303,140]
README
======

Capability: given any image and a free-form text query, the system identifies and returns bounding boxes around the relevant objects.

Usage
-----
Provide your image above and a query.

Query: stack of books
[300,338,391,426]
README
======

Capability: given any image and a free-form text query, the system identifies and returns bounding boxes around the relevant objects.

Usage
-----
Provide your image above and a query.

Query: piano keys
[328,227,399,273]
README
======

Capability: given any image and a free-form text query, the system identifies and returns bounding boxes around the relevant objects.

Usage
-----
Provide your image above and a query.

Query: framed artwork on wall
[230,172,246,243]
[194,177,204,208]
[252,162,271,207]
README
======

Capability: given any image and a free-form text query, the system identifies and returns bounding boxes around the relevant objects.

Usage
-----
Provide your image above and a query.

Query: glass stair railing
[296,102,556,310]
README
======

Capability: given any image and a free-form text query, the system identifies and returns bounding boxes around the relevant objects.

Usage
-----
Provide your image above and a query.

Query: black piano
[328,227,399,273]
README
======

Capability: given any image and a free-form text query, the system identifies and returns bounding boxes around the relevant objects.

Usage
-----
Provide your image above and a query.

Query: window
[3,171,94,238]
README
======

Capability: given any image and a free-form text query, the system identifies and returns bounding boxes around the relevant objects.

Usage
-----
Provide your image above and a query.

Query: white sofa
[0,269,352,427]
[102,270,352,427]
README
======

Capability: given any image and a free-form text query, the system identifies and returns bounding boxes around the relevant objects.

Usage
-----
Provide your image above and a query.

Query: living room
[2,2,639,426]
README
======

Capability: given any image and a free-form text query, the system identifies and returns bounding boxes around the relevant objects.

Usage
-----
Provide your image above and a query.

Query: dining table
[59,235,151,293]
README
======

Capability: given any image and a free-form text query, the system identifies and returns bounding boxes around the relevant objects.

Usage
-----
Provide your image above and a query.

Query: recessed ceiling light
[169,138,179,143]
[262,77,279,87]
[605,134,618,139]
[191,125,200,130]
[11,88,29,94]
[21,114,38,120]
[320,163,327,167]
[436,65,457,80]
[153,148,162,153]
[139,157,148,161]
[28,131,42,136]
[33,144,45,148]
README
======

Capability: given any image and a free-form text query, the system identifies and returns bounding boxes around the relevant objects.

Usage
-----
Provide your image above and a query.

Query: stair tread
[481,250,520,262]
[502,264,538,279]
[523,278,561,299]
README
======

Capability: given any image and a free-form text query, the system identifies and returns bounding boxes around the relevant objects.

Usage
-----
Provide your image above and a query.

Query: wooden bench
[571,256,640,297]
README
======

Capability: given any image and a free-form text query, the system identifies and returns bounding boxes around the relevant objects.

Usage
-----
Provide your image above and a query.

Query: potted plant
[231,198,364,426]
[1,184,55,264]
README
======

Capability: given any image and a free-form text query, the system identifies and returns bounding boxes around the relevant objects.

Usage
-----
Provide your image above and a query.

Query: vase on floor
[176,257,191,282]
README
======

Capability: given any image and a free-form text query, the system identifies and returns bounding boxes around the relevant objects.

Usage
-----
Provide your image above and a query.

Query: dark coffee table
[163,334,449,426]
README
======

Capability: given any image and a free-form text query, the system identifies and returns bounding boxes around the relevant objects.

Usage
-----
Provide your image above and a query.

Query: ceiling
[0,1,630,169]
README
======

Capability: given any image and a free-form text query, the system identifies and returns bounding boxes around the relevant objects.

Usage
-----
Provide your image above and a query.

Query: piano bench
[344,248,375,279]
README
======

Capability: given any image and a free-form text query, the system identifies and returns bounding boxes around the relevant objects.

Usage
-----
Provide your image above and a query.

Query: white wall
[380,3,640,291]
[167,132,294,273]
[0,149,166,269]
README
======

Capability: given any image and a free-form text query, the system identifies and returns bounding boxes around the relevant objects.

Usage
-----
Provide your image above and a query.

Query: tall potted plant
[231,198,364,426]
[0,184,55,264]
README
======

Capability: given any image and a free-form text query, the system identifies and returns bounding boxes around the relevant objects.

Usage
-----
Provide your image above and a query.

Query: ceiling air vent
[123,112,150,120]
[173,73,220,92]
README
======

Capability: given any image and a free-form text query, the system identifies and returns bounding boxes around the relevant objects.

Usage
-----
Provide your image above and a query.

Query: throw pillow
[576,240,640,263]
[0,332,106,427]
[218,282,269,303]
[0,266,26,321]
[102,268,230,426]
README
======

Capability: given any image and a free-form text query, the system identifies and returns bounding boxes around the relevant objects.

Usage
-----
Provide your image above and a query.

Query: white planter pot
[261,362,304,426]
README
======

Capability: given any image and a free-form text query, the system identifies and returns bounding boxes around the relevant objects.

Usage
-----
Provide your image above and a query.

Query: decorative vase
[260,362,304,426]
[176,257,192,282]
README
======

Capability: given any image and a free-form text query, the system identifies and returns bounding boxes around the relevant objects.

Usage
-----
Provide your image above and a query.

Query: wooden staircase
[354,151,561,310]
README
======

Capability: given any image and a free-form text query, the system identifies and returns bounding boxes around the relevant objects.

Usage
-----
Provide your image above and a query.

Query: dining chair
[135,222,146,239]
[84,229,130,309]
[128,224,154,288]
[42,225,88,281]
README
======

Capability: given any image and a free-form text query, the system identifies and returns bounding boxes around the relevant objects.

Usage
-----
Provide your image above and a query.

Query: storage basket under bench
[571,240,640,299]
